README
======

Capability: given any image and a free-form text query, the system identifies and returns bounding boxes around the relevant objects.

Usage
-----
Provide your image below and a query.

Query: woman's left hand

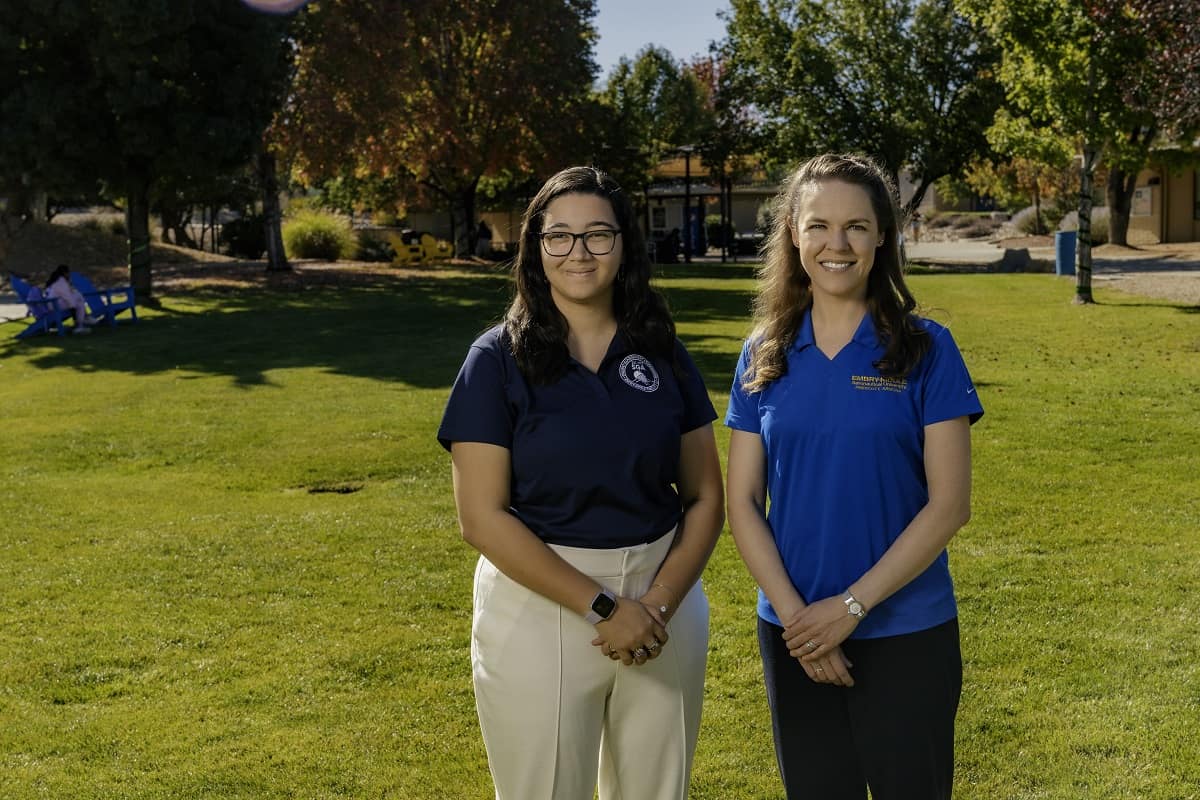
[782,595,860,662]
[590,598,668,665]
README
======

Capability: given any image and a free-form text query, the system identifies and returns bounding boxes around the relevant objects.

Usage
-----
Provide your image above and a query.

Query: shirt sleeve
[673,340,718,433]
[437,342,514,452]
[724,340,762,434]
[920,326,984,426]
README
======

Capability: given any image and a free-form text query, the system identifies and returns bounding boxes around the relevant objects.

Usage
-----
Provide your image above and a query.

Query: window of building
[652,207,666,230]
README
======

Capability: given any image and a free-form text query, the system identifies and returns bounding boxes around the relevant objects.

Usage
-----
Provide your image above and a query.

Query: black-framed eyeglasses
[538,229,621,257]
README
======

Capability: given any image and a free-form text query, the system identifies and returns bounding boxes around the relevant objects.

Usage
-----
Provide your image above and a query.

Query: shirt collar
[793,309,880,352]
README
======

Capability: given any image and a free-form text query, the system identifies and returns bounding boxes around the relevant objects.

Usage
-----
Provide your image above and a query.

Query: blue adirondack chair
[71,271,137,327]
[8,274,71,339]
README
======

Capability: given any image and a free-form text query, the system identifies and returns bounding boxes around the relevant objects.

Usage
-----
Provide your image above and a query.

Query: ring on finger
[647,640,660,651]
[814,666,824,672]
[633,647,648,659]
[805,640,818,650]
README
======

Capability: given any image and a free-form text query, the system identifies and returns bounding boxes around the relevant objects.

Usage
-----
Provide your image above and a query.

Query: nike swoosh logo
[967,387,976,394]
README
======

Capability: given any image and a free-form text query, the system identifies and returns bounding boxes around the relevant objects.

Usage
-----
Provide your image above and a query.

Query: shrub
[1058,207,1110,245]
[108,219,127,236]
[221,215,267,260]
[282,211,356,261]
[1010,206,1056,236]
[705,214,733,247]
[355,231,397,262]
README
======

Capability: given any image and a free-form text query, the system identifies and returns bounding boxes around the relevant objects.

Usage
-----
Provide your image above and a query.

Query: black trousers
[757,616,962,800]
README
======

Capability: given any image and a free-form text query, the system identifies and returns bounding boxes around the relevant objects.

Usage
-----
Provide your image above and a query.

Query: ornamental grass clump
[282,210,356,261]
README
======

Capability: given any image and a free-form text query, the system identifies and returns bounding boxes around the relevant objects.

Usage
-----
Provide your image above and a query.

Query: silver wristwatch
[843,591,867,619]
[583,587,618,625]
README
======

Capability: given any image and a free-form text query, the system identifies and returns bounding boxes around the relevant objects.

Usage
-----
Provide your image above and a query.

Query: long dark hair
[743,153,929,391]
[45,264,71,289]
[505,166,676,384]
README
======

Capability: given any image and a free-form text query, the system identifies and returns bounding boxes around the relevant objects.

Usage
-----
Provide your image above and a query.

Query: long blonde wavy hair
[741,153,928,392]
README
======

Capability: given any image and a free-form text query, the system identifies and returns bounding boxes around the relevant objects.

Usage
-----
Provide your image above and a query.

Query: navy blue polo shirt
[438,325,717,549]
[726,311,983,639]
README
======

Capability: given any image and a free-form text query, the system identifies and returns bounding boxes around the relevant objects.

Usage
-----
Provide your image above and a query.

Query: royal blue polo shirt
[438,325,717,549]
[726,311,984,639]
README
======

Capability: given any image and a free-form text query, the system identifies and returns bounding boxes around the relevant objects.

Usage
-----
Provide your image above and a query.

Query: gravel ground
[1088,242,1200,305]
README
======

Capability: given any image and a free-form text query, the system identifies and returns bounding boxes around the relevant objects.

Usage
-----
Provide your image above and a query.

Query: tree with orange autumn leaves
[278,0,600,254]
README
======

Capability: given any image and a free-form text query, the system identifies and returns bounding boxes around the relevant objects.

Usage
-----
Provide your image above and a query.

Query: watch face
[592,592,617,620]
[848,601,863,616]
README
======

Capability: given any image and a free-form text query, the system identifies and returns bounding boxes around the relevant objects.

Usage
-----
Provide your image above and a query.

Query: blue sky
[593,0,732,82]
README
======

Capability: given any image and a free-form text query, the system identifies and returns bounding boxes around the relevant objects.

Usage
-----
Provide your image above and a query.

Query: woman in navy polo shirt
[438,166,724,800]
[726,153,983,799]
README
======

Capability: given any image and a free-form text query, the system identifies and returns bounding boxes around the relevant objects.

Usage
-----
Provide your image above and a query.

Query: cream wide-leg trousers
[471,527,709,800]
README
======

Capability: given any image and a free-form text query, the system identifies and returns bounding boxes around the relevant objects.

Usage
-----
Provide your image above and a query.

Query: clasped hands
[591,595,669,667]
[780,594,861,687]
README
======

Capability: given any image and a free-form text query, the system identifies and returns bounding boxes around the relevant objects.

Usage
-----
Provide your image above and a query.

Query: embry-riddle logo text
[850,375,908,393]
[620,355,660,393]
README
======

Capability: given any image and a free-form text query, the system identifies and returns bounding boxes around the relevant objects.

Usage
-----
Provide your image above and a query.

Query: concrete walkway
[0,291,24,324]
[905,239,1008,268]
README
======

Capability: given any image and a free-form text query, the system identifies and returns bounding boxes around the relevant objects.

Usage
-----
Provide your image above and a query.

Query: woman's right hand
[592,598,669,665]
[800,644,855,687]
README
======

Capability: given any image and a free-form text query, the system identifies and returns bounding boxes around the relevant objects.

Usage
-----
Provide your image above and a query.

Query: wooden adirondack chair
[70,271,137,327]
[8,274,71,339]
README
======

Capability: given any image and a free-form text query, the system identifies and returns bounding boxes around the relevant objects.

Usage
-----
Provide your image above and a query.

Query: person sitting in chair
[45,265,98,333]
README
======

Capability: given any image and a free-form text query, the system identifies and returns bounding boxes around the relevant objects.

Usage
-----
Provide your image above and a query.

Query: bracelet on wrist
[650,581,677,614]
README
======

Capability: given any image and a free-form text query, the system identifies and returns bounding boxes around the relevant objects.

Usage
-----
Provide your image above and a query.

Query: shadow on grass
[1,273,514,388]
[1099,300,1200,314]
[1,264,760,389]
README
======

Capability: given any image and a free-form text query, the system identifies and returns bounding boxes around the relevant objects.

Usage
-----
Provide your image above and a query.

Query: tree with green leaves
[593,46,716,193]
[719,0,1002,216]
[963,0,1200,304]
[0,0,294,294]
[280,0,598,256]
[1086,1,1200,247]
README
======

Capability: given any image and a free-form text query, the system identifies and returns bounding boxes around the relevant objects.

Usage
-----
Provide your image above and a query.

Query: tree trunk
[126,179,153,298]
[643,183,652,245]
[0,190,32,265]
[715,171,724,263]
[904,176,934,220]
[1075,59,1098,305]
[1075,145,1098,305]
[1032,181,1043,236]
[460,182,478,258]
[31,189,49,223]
[460,188,475,256]
[160,205,198,248]
[259,149,289,271]
[727,175,737,264]
[1106,166,1138,247]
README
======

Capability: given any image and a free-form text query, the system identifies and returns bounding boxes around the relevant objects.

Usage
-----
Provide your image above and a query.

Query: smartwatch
[583,587,618,625]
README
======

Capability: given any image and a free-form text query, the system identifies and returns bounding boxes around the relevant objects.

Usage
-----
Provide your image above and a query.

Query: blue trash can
[1055,231,1076,276]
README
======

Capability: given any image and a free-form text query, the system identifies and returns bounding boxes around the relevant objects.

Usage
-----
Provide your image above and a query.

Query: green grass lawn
[2,264,1198,798]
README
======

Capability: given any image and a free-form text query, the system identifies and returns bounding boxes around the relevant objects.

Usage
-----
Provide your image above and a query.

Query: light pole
[679,144,695,263]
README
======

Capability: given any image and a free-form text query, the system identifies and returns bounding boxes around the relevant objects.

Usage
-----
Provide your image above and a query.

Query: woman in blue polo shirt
[726,153,983,799]
[438,166,724,800]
